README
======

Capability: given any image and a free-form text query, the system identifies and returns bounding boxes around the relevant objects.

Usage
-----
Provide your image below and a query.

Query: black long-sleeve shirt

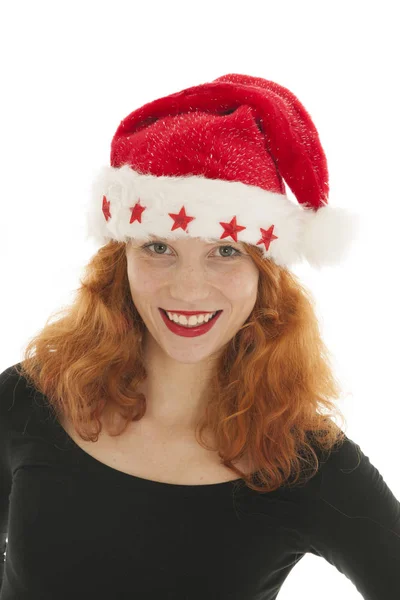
[0,362,399,599]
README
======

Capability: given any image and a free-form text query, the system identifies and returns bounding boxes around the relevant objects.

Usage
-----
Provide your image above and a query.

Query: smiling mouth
[158,307,223,333]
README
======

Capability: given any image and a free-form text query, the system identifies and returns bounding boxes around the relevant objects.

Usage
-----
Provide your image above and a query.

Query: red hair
[16,240,347,493]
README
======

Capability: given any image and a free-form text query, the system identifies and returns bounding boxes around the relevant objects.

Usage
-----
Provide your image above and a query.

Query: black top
[0,362,399,600]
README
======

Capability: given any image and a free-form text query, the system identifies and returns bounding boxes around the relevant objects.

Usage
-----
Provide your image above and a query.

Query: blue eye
[142,242,242,259]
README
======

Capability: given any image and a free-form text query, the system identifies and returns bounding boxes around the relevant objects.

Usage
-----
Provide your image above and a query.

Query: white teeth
[165,311,218,327]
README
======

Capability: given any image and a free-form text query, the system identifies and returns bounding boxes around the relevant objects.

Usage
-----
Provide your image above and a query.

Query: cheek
[127,262,163,295]
[223,270,258,301]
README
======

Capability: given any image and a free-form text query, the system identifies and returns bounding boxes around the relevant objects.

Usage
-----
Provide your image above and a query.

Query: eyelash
[142,242,242,259]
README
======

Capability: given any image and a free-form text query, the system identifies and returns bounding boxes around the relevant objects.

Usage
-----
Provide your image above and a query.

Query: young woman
[1,73,398,599]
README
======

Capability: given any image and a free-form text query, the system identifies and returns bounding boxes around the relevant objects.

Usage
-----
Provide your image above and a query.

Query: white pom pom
[300,204,362,269]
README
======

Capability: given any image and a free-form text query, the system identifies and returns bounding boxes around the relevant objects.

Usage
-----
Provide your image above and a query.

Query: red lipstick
[158,308,222,338]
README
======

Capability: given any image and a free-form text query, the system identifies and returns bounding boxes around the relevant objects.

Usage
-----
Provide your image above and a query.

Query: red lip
[158,308,222,338]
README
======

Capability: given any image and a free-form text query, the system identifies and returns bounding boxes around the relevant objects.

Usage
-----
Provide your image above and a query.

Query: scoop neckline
[52,410,244,491]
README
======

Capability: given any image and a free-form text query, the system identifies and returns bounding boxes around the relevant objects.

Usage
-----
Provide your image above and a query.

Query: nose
[169,264,214,302]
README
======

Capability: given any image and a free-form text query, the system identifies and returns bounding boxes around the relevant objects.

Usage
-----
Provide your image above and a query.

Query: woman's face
[125,236,259,364]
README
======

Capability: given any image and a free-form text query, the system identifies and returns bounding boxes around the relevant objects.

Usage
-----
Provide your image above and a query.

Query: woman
[0,73,398,599]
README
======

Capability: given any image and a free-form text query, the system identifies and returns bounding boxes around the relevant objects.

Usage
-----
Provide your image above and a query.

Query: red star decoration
[102,195,111,221]
[256,225,279,251]
[219,216,246,242]
[102,193,279,254]
[129,199,147,224]
[168,206,196,232]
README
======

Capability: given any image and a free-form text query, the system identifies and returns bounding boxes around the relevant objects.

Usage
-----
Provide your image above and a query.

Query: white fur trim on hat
[84,164,361,269]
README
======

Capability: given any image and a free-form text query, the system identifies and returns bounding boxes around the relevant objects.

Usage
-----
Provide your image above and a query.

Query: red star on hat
[169,206,196,232]
[129,200,146,224]
[257,225,279,251]
[219,216,246,242]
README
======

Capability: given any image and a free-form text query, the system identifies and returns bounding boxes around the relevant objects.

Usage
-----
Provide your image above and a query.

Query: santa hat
[85,73,361,269]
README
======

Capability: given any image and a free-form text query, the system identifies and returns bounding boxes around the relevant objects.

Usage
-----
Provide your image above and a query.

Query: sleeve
[306,435,400,599]
[0,365,16,589]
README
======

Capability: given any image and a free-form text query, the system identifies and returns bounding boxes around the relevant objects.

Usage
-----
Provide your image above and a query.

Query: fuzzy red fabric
[110,73,328,212]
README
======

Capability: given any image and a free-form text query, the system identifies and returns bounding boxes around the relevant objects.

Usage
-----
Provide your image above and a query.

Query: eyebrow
[148,235,241,247]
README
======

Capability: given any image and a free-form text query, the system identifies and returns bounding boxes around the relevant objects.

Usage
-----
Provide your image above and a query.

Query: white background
[1,1,399,597]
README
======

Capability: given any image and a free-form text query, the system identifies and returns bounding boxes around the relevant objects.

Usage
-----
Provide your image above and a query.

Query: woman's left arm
[306,435,400,599]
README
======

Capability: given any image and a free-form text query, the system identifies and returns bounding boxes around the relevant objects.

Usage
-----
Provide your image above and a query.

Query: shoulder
[0,362,21,385]
[0,362,24,406]
[0,362,38,425]
[306,434,400,597]
[315,433,400,529]
[319,434,363,476]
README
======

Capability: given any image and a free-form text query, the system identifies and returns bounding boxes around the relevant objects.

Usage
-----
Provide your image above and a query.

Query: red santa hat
[85,73,361,269]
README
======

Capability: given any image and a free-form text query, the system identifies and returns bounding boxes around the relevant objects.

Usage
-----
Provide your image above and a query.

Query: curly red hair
[16,240,348,493]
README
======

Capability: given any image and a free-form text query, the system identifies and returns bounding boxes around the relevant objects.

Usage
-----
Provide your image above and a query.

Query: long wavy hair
[15,239,348,493]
